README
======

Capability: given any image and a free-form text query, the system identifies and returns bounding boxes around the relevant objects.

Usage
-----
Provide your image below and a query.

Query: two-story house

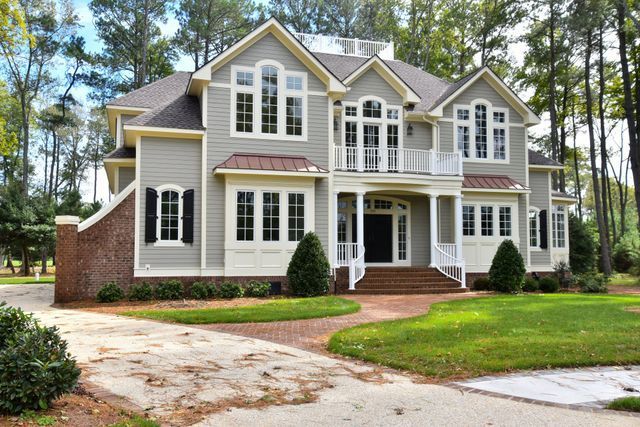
[54,18,574,301]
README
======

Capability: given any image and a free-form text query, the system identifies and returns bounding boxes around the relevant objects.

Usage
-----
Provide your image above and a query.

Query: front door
[352,214,393,263]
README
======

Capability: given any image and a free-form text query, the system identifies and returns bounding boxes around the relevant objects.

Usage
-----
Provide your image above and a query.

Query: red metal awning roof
[463,174,529,191]
[214,153,328,174]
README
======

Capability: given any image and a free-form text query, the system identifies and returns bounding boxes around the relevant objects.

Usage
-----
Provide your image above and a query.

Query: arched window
[159,188,181,241]
[455,101,508,161]
[475,104,487,158]
[529,207,540,248]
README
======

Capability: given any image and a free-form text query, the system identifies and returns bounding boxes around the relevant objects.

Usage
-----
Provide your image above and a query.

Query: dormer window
[454,102,509,162]
[231,62,307,140]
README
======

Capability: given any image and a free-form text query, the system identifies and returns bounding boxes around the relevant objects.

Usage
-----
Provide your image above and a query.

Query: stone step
[343,287,468,295]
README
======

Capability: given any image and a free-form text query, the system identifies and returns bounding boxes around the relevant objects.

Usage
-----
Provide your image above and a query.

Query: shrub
[488,240,526,293]
[96,282,125,303]
[613,240,640,273]
[472,277,492,291]
[539,276,559,293]
[523,277,539,292]
[576,273,608,293]
[287,232,330,297]
[155,280,184,300]
[190,281,210,300]
[569,214,596,274]
[245,280,271,298]
[553,261,572,289]
[128,282,153,301]
[0,303,81,414]
[206,282,219,298]
[219,282,243,299]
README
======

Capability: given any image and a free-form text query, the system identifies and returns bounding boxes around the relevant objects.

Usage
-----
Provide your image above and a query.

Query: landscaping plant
[244,280,271,297]
[538,276,559,293]
[155,280,184,300]
[472,277,492,291]
[575,273,608,293]
[206,282,219,298]
[190,281,210,300]
[219,282,243,299]
[128,282,153,301]
[553,261,572,289]
[96,282,125,303]
[0,303,80,414]
[523,277,539,292]
[569,214,596,274]
[287,232,330,296]
[488,240,526,293]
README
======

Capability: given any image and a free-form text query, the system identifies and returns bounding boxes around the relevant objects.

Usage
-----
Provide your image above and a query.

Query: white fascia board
[552,196,577,204]
[462,187,531,194]
[123,125,205,135]
[529,164,564,171]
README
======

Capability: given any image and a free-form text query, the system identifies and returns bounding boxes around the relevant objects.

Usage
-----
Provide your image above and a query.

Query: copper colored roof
[463,174,529,191]
[214,153,328,174]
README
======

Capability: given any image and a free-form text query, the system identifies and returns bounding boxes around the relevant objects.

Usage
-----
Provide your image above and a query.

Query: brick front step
[354,282,460,289]
[342,287,468,295]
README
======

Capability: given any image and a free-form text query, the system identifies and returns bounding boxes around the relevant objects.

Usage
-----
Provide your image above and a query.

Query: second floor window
[455,103,509,161]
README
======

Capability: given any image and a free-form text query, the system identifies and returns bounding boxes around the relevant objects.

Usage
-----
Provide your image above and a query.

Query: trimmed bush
[190,281,210,300]
[569,214,596,274]
[576,273,608,293]
[96,282,125,303]
[488,240,526,293]
[553,261,572,289]
[128,282,153,301]
[472,277,491,291]
[219,282,243,299]
[539,276,559,293]
[523,277,539,292]
[206,282,219,298]
[0,303,81,414]
[287,232,330,297]
[613,240,640,273]
[245,280,271,298]
[155,280,184,300]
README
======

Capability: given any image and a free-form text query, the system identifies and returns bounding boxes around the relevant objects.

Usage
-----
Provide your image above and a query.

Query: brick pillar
[54,216,80,303]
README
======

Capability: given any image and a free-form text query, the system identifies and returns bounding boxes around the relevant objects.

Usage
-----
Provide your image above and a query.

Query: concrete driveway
[0,284,635,426]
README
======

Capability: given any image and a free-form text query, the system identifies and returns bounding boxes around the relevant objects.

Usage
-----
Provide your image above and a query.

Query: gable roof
[107,72,191,109]
[125,95,204,131]
[529,149,563,168]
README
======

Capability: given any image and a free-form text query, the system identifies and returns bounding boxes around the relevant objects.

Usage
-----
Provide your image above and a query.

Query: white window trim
[552,204,567,249]
[230,61,308,141]
[498,205,513,237]
[341,96,403,152]
[155,184,185,247]
[286,191,306,242]
[453,99,510,163]
[261,190,281,243]
[461,201,519,243]
[235,189,257,242]
[462,204,476,237]
[529,206,541,251]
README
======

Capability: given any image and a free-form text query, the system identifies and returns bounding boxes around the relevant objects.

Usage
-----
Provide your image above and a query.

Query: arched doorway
[337,195,411,265]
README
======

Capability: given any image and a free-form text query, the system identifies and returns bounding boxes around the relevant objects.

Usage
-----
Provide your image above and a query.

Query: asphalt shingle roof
[104,147,136,159]
[125,95,204,131]
[107,72,192,109]
[529,149,563,167]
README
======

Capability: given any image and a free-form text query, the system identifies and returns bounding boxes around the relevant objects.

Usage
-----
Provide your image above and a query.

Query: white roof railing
[292,32,394,60]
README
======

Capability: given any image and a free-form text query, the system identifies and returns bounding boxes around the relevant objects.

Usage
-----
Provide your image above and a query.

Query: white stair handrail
[348,243,366,290]
[434,243,466,288]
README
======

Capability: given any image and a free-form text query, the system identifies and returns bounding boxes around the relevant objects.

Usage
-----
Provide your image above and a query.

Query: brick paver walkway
[193,292,480,352]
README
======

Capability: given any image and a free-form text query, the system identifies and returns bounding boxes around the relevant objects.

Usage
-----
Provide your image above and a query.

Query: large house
[54,18,574,301]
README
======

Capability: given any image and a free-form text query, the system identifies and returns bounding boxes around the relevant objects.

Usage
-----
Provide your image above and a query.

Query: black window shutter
[145,188,158,243]
[182,189,195,243]
[539,209,548,249]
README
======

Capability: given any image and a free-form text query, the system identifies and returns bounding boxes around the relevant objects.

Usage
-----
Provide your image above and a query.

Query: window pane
[463,205,475,236]
[288,192,305,241]
[374,199,392,209]
[457,109,469,120]
[286,75,303,90]
[387,108,399,120]
[262,192,280,241]
[362,100,382,118]
[236,71,254,86]
[499,206,511,236]
[363,125,380,170]
[457,125,469,158]
[345,106,357,117]
[237,190,255,241]
[475,105,487,158]
[387,125,399,171]
[529,210,538,247]
[236,93,253,133]
[481,206,493,236]
[286,96,303,136]
[261,66,278,134]
[398,214,407,261]
[493,111,505,123]
[159,190,180,241]
[337,212,347,243]
[493,128,506,160]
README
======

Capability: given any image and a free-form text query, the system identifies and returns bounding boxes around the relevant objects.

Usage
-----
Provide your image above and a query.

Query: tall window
[398,213,407,261]
[499,206,512,236]
[475,104,487,158]
[553,205,566,248]
[236,191,255,241]
[457,126,470,158]
[493,128,506,160]
[262,192,280,241]
[337,212,347,243]
[160,190,180,241]
[481,205,493,236]
[236,93,253,133]
[286,97,303,136]
[261,66,278,134]
[288,193,305,241]
[529,208,539,248]
[463,205,475,236]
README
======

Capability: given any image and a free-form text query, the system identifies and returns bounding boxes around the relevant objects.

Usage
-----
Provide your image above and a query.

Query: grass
[0,276,55,285]
[122,296,361,324]
[607,396,640,412]
[329,294,640,380]
[109,415,160,427]
[609,273,640,286]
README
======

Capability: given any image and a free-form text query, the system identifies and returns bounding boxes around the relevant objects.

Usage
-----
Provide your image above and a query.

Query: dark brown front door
[352,214,393,263]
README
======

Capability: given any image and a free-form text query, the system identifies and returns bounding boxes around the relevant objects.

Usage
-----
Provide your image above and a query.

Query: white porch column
[454,194,463,260]
[429,194,438,267]
[333,191,339,266]
[356,192,365,254]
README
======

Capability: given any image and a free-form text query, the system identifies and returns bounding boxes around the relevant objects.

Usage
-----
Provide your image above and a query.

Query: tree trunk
[548,0,559,191]
[6,254,15,274]
[598,25,611,246]
[617,0,640,230]
[606,165,617,245]
[20,98,29,195]
[20,245,29,277]
[585,29,612,275]
[572,100,583,219]
[41,249,47,274]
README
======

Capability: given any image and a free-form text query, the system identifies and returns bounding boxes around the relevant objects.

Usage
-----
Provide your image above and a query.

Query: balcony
[333,145,462,176]
[292,32,394,60]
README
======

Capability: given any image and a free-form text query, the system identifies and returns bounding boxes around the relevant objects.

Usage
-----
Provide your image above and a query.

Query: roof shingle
[125,95,204,131]
[104,147,136,159]
[107,72,192,109]
[529,149,563,167]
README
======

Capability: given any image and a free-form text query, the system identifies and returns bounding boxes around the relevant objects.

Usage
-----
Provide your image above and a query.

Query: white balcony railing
[292,32,394,60]
[334,145,462,176]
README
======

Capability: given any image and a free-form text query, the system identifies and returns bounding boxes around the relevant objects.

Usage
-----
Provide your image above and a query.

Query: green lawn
[609,273,640,286]
[122,296,360,324]
[607,396,640,412]
[0,276,55,285]
[329,294,640,379]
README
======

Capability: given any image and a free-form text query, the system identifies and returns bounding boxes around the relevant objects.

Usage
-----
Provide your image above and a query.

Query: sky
[64,0,629,207]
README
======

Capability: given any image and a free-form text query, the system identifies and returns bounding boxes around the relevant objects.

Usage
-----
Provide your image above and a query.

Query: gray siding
[529,171,551,266]
[439,197,454,243]
[206,34,331,268]
[404,121,432,150]
[343,68,403,105]
[519,194,528,260]
[462,126,527,183]
[118,167,135,192]
[211,33,325,92]
[443,78,523,123]
[139,137,202,269]
[408,195,429,266]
